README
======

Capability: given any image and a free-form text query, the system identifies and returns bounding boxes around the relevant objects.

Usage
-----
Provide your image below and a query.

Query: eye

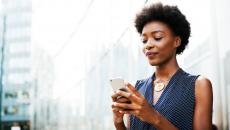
[141,37,147,44]
[142,39,147,44]
[154,37,162,41]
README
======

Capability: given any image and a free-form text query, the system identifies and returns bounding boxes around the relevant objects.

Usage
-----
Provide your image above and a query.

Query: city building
[0,0,32,129]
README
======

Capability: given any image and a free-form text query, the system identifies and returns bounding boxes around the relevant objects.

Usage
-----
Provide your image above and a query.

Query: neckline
[151,68,183,106]
[151,68,182,81]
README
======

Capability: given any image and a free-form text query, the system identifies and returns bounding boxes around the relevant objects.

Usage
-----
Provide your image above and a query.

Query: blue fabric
[130,68,199,130]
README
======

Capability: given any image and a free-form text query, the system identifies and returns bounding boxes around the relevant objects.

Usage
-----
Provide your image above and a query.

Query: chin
[148,60,158,66]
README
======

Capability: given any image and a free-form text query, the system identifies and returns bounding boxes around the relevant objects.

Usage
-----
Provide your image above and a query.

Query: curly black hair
[134,2,190,54]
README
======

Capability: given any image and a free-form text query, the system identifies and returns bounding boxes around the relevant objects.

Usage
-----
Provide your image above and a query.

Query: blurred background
[0,0,229,129]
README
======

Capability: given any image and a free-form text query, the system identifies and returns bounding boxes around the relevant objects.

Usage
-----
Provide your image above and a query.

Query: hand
[111,92,131,124]
[112,83,157,124]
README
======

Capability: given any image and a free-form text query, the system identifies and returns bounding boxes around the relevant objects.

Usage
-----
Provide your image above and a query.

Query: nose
[145,39,155,50]
[145,44,152,50]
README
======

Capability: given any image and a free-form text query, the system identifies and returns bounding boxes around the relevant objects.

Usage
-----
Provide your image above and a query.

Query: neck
[155,56,180,81]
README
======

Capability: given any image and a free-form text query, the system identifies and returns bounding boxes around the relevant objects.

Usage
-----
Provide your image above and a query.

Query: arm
[193,76,213,130]
[112,111,131,130]
[112,93,130,130]
[111,97,127,130]
[114,114,130,130]
[114,113,131,130]
[114,121,126,130]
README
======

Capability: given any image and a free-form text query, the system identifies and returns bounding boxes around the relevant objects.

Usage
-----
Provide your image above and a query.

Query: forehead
[141,21,172,36]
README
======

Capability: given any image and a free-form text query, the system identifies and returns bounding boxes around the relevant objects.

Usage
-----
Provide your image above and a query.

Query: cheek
[142,47,145,53]
[156,42,176,60]
[160,46,176,60]
[158,40,175,52]
[142,44,147,54]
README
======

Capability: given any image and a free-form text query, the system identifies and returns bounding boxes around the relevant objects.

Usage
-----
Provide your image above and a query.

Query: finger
[116,97,131,103]
[112,102,127,110]
[111,96,116,102]
[111,92,121,101]
[112,107,122,112]
[112,108,125,115]
[112,104,128,114]
[115,90,140,103]
[119,110,139,116]
[125,82,142,97]
[113,102,141,110]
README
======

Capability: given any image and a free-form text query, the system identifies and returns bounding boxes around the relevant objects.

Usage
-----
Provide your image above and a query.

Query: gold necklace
[153,69,180,92]
[154,79,168,92]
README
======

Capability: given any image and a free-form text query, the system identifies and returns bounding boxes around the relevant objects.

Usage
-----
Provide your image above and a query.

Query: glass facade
[0,0,32,129]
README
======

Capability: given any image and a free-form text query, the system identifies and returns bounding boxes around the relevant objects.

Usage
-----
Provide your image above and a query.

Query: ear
[174,36,181,48]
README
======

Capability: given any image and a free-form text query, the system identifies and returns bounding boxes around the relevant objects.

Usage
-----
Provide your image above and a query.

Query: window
[8,57,31,69]
[11,126,21,130]
[5,92,18,99]
[5,27,30,40]
[3,105,18,115]
[8,73,31,84]
[8,42,31,54]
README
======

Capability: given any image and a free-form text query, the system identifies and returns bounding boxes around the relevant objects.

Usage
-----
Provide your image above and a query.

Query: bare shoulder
[195,76,212,90]
[193,76,213,129]
[195,76,213,99]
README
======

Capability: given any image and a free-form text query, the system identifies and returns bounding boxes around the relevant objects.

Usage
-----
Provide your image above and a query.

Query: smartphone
[110,78,131,104]
[110,78,126,92]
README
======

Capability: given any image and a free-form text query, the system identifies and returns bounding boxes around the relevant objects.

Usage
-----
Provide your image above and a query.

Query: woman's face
[141,21,180,66]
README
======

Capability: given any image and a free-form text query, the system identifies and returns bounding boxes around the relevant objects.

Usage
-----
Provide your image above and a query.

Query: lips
[145,51,159,58]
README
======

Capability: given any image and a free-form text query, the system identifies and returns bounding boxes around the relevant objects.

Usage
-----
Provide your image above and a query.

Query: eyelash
[142,37,162,44]
[142,40,147,44]
[154,37,162,41]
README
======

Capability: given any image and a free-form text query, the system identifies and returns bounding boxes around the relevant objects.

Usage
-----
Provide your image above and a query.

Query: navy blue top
[130,68,199,130]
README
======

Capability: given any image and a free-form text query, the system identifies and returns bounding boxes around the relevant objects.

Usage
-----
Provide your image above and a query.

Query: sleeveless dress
[130,68,199,130]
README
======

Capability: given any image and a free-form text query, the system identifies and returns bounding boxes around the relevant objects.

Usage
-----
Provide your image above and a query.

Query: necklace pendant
[155,82,165,92]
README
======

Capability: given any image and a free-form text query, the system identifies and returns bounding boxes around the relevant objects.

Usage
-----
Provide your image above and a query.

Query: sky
[32,0,94,99]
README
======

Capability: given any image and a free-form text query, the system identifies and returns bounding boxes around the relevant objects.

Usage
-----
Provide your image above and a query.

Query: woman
[111,2,213,130]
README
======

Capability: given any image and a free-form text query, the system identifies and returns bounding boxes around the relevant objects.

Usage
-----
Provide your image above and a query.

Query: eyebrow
[141,30,164,36]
